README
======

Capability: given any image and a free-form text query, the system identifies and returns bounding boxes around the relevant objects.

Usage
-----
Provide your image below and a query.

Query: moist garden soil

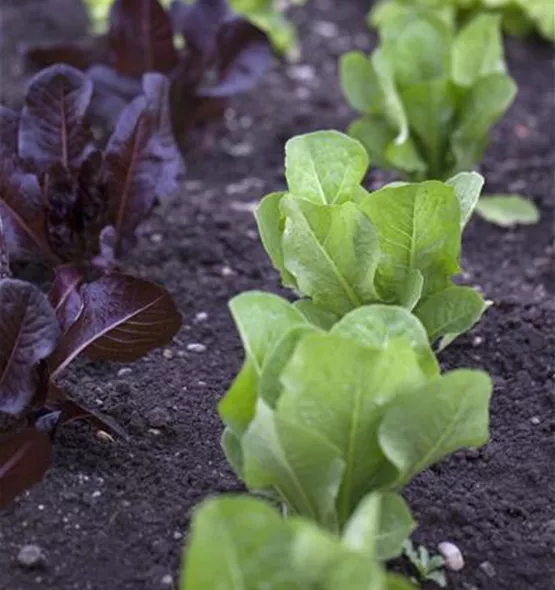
[0,1,554,589]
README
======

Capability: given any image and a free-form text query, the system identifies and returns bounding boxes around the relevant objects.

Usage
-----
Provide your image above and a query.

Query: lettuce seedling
[0,64,183,268]
[0,224,182,507]
[255,130,488,346]
[181,494,416,589]
[219,291,492,530]
[340,12,517,181]
[369,0,555,43]
[24,0,272,145]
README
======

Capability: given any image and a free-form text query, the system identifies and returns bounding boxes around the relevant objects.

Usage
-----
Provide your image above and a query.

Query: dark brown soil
[0,1,554,589]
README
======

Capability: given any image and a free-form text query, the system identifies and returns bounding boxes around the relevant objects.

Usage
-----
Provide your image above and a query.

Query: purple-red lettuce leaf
[18,64,94,173]
[0,106,19,159]
[46,383,129,441]
[48,272,182,378]
[197,19,272,98]
[0,160,55,263]
[102,95,159,250]
[0,279,60,415]
[109,0,178,77]
[22,37,110,74]
[142,73,186,201]
[0,216,10,279]
[48,265,84,332]
[57,398,129,441]
[87,65,143,130]
[43,150,109,263]
[0,427,53,508]
[170,0,230,55]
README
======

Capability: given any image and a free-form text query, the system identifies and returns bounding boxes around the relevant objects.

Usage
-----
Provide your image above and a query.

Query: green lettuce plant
[369,0,555,44]
[340,12,517,182]
[181,494,417,589]
[219,291,492,531]
[256,130,488,345]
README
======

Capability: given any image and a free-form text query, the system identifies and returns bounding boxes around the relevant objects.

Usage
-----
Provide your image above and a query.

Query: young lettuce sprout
[180,494,416,589]
[340,12,517,182]
[219,292,493,531]
[340,11,540,226]
[255,130,489,347]
[0,64,184,269]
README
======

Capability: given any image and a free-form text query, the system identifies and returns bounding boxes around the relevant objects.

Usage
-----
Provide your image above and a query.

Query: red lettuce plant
[0,63,184,269]
[24,0,272,146]
[0,223,182,508]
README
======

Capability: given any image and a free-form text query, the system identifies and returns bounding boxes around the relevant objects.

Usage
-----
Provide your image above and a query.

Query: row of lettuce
[179,131,493,588]
[179,4,546,586]
[0,1,277,504]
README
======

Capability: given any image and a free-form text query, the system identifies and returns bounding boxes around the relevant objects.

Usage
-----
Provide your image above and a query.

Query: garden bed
[0,0,553,589]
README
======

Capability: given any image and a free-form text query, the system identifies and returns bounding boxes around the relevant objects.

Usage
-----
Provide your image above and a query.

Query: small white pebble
[287,64,315,82]
[221,265,235,277]
[187,343,207,353]
[530,416,541,425]
[173,531,183,540]
[161,574,173,586]
[91,490,102,498]
[479,561,496,578]
[222,142,253,157]
[438,542,464,572]
[117,367,132,377]
[195,312,208,322]
[163,349,174,360]
[313,21,338,38]
[150,233,163,244]
[197,381,207,387]
[148,428,162,436]
[472,336,483,346]
[17,545,44,569]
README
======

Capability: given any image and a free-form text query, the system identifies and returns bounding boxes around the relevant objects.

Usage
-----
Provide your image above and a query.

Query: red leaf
[109,0,178,77]
[0,279,60,415]
[102,96,157,249]
[199,20,271,98]
[142,73,185,201]
[48,273,181,378]
[0,159,54,262]
[0,427,53,508]
[58,398,129,441]
[19,64,94,172]
[170,0,229,55]
[0,106,19,159]
[87,65,143,129]
[0,215,10,279]
[48,265,84,332]
[43,151,109,264]
[44,383,129,440]
[22,37,110,73]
